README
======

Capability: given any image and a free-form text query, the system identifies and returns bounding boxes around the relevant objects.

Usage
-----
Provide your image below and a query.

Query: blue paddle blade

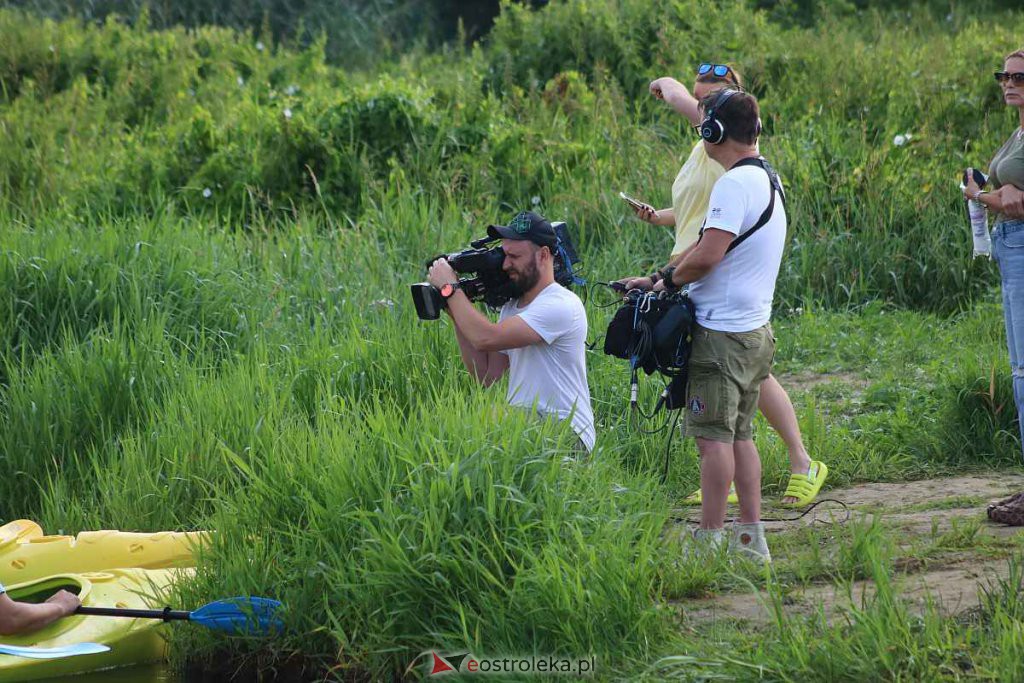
[190,597,284,635]
[0,642,110,659]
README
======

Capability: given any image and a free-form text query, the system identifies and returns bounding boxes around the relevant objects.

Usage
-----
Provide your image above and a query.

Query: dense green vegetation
[2,0,1023,679]
[1,1,1021,311]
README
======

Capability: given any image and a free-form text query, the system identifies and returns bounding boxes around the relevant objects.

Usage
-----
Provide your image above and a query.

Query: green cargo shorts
[684,323,776,443]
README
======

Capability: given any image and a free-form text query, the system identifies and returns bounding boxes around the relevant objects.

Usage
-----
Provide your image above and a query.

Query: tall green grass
[1,212,1019,678]
[3,1,1024,679]
[2,3,1023,310]
[169,400,671,679]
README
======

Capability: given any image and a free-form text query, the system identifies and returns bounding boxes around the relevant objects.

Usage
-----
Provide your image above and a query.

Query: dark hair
[696,64,743,88]
[700,90,761,145]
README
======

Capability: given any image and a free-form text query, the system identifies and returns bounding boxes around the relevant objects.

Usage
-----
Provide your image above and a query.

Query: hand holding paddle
[76,597,284,635]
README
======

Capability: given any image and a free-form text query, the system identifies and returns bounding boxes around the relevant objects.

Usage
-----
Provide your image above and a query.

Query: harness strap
[722,157,785,254]
[695,157,785,253]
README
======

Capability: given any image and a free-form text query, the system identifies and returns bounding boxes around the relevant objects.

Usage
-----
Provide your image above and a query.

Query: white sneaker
[683,527,726,561]
[729,522,771,563]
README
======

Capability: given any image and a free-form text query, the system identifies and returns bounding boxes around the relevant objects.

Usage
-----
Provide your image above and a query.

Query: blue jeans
[992,218,1024,455]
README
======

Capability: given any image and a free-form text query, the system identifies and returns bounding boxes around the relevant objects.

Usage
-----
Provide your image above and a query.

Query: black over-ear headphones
[698,88,739,145]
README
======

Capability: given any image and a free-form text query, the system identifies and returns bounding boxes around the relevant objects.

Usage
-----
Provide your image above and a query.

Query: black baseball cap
[487,211,558,249]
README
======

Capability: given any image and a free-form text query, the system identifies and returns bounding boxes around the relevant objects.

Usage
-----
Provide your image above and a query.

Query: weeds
[2,1,1024,680]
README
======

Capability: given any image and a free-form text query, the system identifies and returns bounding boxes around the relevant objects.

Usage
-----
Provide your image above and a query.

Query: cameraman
[427,211,595,452]
[667,90,784,561]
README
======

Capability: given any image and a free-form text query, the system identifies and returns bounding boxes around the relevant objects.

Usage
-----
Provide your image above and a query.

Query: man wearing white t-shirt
[427,211,595,451]
[668,89,785,561]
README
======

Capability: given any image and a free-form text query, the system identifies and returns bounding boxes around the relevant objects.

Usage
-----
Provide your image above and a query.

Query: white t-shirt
[498,283,595,451]
[687,159,787,333]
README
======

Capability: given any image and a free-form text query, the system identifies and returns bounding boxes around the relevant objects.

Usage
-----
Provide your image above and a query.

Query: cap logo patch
[510,212,532,234]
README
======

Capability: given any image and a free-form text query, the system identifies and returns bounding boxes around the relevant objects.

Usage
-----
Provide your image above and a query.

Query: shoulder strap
[724,157,785,255]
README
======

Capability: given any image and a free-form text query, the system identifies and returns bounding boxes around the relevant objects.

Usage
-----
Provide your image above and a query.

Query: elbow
[680,261,713,284]
[0,615,23,636]
[475,334,502,353]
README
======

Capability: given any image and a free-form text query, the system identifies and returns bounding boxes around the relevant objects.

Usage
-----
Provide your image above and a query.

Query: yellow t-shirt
[670,141,725,256]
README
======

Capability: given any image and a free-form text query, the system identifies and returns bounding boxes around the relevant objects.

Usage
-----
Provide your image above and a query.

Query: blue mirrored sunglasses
[697,63,731,78]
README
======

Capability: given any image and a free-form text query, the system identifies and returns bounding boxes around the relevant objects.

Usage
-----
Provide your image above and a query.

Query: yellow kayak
[0,568,191,682]
[0,520,207,584]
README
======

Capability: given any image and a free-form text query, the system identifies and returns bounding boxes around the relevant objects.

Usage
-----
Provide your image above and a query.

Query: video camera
[410,221,582,320]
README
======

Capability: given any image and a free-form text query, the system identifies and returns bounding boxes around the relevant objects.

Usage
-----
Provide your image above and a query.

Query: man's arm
[427,258,543,353]
[445,291,543,352]
[426,257,537,385]
[453,321,509,387]
[671,228,733,286]
[669,240,698,267]
[0,591,80,636]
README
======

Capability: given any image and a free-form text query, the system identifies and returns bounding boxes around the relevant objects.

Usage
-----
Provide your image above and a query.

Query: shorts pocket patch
[687,361,724,424]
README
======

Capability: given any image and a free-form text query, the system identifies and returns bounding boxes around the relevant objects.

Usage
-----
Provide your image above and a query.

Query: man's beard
[506,260,541,298]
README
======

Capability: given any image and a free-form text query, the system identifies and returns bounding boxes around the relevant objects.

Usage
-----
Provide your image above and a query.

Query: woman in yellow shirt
[620,63,827,507]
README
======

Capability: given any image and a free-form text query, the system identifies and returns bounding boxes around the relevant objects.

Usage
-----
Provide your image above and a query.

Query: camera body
[410,221,581,320]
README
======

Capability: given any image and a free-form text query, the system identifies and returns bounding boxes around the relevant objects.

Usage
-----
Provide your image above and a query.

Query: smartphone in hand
[619,191,649,212]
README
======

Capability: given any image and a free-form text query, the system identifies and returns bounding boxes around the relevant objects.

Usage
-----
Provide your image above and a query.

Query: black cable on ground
[669,498,851,526]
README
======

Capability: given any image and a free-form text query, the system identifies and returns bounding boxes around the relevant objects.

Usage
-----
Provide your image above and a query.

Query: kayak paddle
[76,597,284,635]
[0,642,110,659]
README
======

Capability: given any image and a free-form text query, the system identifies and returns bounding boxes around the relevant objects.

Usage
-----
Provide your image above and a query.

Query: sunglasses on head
[698,63,733,78]
[994,71,1024,85]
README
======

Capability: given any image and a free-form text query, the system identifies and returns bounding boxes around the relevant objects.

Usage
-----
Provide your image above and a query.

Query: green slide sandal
[780,461,828,508]
[683,483,739,505]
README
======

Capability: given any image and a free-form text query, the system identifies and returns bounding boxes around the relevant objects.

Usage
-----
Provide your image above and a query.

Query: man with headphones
[665,89,787,561]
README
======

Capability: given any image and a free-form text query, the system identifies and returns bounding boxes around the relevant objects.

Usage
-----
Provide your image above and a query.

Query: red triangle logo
[430,652,455,675]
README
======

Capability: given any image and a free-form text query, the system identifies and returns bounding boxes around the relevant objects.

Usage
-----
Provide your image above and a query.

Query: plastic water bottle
[968,198,991,258]
[962,168,991,259]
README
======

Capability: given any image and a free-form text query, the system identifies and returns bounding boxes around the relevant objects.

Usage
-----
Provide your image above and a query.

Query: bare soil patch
[775,370,872,394]
[679,473,1024,626]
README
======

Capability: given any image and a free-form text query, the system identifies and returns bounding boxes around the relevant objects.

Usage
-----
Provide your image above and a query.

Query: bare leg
[758,373,811,503]
[697,437,734,529]
[732,439,762,524]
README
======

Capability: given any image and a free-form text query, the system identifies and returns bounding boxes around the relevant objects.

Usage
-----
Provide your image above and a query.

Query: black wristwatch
[439,282,460,299]
[436,280,460,299]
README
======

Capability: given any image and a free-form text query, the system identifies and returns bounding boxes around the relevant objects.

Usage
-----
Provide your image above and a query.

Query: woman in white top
[619,63,827,508]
